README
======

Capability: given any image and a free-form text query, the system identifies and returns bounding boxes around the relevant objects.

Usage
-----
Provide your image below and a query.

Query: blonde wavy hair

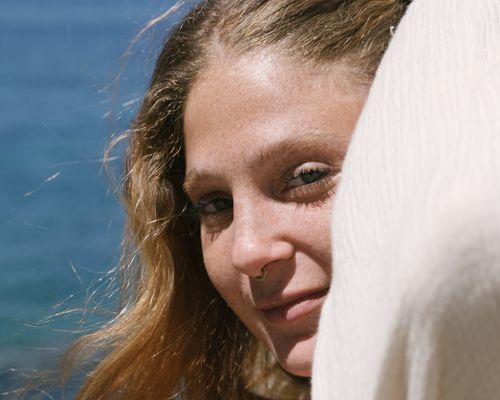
[61,1,409,399]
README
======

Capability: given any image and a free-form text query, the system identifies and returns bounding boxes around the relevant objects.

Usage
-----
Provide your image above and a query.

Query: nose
[230,199,294,279]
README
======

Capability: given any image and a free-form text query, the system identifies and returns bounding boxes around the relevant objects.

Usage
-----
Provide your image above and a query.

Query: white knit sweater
[312,0,500,399]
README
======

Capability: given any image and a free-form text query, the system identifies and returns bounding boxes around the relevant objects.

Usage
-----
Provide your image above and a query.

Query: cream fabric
[312,0,500,399]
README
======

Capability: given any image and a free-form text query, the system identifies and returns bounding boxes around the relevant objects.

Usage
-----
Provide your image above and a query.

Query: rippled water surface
[0,0,182,395]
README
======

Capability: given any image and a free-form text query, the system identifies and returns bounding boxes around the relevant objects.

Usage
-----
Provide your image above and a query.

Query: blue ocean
[0,0,182,396]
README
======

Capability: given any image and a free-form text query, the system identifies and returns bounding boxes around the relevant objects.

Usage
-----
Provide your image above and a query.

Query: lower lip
[261,289,328,324]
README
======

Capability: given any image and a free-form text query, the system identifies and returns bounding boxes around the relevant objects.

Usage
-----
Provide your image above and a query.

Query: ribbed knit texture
[312,0,500,399]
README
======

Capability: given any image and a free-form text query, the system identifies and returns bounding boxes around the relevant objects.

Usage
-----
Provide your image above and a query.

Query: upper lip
[255,288,329,311]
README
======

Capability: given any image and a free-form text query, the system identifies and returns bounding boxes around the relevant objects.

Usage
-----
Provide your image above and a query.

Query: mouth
[258,288,329,324]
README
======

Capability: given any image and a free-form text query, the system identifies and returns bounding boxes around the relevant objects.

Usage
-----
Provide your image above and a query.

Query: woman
[63,1,409,399]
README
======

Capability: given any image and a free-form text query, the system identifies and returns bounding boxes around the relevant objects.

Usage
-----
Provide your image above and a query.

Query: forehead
[182,51,367,180]
[185,51,355,128]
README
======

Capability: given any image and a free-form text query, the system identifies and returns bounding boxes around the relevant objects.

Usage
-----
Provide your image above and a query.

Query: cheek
[299,201,333,263]
[201,234,242,304]
[203,252,254,330]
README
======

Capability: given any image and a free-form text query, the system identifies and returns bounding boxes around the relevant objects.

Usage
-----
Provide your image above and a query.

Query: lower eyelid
[200,210,233,233]
[295,186,337,209]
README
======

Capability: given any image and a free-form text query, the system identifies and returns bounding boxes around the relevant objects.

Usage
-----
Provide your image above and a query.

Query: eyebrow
[253,132,337,167]
[183,132,342,196]
[183,170,225,197]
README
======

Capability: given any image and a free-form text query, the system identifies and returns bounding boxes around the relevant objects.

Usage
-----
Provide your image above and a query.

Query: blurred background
[0,0,182,396]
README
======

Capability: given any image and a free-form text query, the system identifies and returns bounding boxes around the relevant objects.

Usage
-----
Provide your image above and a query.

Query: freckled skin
[183,51,368,377]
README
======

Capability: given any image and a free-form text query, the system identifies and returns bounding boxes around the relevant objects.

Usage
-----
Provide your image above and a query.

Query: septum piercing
[254,266,268,281]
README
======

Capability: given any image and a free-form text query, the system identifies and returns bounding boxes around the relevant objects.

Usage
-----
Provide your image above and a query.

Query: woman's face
[183,51,368,377]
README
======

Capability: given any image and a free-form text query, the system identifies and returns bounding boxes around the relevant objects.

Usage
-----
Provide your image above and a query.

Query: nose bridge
[230,194,285,276]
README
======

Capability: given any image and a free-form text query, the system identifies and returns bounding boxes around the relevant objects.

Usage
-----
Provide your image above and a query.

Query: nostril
[253,266,268,282]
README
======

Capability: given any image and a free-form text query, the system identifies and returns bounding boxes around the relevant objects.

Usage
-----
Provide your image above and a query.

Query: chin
[274,332,316,378]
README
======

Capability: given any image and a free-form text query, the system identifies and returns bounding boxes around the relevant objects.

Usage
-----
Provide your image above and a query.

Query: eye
[191,193,233,216]
[286,167,330,189]
[284,162,332,190]
[281,162,340,202]
[189,193,233,234]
